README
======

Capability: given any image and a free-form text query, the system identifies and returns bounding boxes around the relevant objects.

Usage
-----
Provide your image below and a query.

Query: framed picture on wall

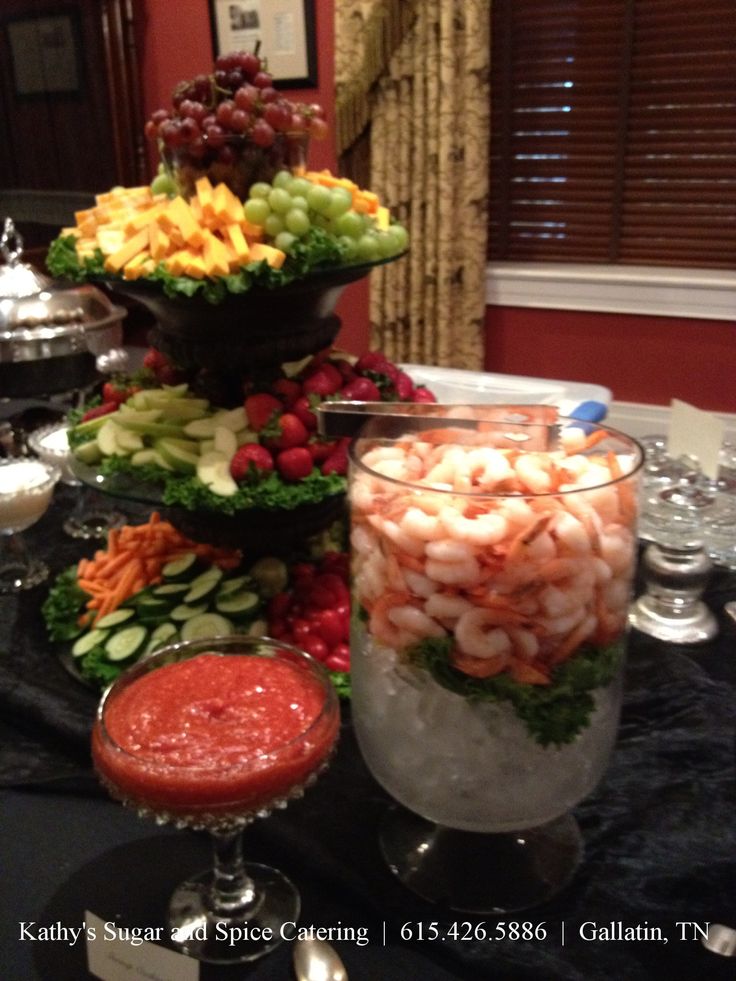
[208,0,317,88]
[6,13,82,96]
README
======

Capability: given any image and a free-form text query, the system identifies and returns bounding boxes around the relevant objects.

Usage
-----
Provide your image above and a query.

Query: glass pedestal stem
[209,829,258,917]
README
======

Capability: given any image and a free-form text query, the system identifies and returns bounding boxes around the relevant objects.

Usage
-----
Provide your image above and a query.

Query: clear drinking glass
[348,415,643,912]
[92,635,340,964]
[0,457,59,591]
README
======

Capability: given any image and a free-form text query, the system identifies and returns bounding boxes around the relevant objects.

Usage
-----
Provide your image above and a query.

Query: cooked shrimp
[403,568,439,598]
[424,591,476,622]
[399,507,444,542]
[388,605,445,638]
[455,608,513,661]
[439,506,508,546]
[425,556,482,586]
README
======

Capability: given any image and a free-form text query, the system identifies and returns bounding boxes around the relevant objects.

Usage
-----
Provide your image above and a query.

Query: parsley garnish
[407,636,624,747]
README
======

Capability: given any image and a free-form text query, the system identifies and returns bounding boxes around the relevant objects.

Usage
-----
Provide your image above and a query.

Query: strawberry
[321,437,350,476]
[302,363,343,397]
[341,377,381,401]
[292,395,319,431]
[142,347,168,371]
[245,393,282,431]
[355,351,391,373]
[264,412,309,451]
[276,446,313,481]
[308,438,337,463]
[394,370,415,401]
[413,385,437,403]
[81,401,118,422]
[272,377,302,406]
[230,443,274,481]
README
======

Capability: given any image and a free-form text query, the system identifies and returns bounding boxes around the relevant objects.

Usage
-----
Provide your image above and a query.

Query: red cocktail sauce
[92,653,338,816]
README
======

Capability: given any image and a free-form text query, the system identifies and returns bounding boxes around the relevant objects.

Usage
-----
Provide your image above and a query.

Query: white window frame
[485,262,736,321]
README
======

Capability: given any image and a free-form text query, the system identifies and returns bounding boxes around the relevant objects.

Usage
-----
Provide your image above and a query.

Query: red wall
[484,307,736,413]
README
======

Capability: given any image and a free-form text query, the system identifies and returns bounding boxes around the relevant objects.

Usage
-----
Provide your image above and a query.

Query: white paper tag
[667,399,724,480]
[85,911,199,981]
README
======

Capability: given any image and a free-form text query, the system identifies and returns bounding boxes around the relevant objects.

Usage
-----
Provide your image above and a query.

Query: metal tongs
[317,401,563,450]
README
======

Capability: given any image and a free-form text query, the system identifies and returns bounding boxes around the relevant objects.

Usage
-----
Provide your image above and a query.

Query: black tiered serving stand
[77,255,403,548]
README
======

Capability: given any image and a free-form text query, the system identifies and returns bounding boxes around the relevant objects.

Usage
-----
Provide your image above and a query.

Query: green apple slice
[197,451,238,497]
[115,418,185,439]
[184,417,220,439]
[214,425,238,458]
[213,406,248,432]
[156,438,200,474]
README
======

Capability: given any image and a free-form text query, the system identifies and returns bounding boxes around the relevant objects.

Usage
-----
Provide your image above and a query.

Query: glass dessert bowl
[0,457,59,591]
[92,635,340,964]
[348,412,643,912]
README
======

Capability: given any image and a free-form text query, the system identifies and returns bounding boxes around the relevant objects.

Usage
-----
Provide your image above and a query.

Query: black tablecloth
[1,487,735,981]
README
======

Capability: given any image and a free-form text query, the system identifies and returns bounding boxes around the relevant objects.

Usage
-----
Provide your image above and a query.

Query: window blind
[489,0,736,269]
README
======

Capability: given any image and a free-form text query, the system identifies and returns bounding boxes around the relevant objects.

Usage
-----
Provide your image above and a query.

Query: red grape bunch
[144,49,328,176]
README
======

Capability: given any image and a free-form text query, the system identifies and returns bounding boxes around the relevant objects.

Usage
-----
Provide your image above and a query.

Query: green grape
[268,187,292,214]
[287,176,312,197]
[306,184,332,215]
[325,187,353,219]
[285,208,311,236]
[332,210,364,238]
[244,197,270,225]
[275,231,298,252]
[375,230,399,258]
[337,235,359,261]
[356,233,380,261]
[273,170,292,189]
[290,195,309,212]
[389,223,409,251]
[150,173,177,197]
[264,213,285,237]
[249,181,272,199]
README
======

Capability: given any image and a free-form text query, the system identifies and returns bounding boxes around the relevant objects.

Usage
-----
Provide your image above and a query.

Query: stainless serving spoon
[293,936,348,981]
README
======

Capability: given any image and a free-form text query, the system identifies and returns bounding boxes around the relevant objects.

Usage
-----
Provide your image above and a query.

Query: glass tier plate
[69,457,346,552]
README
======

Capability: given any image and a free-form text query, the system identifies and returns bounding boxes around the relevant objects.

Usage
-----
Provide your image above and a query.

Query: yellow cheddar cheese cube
[96,228,126,255]
[212,183,245,225]
[196,176,215,220]
[248,242,286,270]
[123,202,166,236]
[241,219,263,243]
[375,206,390,230]
[182,253,207,279]
[149,224,171,261]
[157,196,205,248]
[202,231,230,277]
[104,227,150,273]
[122,251,153,280]
[223,223,250,263]
[164,249,192,277]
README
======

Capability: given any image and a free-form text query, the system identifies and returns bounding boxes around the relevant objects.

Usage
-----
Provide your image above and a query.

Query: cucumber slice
[95,608,136,629]
[162,552,200,580]
[104,624,148,662]
[217,575,251,597]
[145,622,179,654]
[184,567,224,604]
[71,628,109,658]
[170,603,209,622]
[151,583,190,600]
[214,589,260,622]
[180,613,234,642]
[134,594,171,623]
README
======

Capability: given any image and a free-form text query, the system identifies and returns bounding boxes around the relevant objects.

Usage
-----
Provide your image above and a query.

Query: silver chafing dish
[0,218,127,397]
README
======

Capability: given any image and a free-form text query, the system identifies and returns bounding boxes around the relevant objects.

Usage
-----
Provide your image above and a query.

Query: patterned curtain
[335,0,491,369]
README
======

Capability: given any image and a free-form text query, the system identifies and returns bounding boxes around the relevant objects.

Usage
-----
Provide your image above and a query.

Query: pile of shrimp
[350,426,640,685]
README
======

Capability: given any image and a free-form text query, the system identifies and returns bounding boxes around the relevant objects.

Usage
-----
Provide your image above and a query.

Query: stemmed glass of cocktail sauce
[92,634,340,964]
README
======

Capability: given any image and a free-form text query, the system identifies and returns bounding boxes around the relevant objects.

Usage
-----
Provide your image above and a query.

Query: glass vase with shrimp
[348,410,643,912]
